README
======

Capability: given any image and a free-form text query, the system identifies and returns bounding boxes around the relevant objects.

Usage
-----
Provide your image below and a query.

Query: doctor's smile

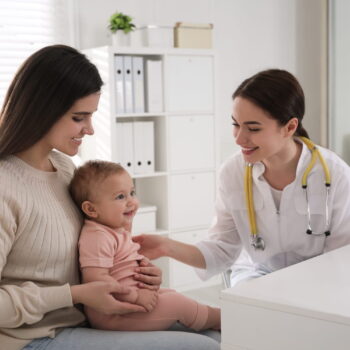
[240,147,259,156]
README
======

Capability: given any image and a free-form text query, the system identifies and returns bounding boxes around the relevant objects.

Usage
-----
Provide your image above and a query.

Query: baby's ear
[81,200,98,218]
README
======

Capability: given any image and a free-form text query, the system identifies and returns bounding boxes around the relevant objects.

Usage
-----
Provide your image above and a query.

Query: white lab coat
[196,140,350,285]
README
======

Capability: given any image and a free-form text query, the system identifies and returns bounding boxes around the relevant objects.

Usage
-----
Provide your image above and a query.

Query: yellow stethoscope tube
[245,137,331,251]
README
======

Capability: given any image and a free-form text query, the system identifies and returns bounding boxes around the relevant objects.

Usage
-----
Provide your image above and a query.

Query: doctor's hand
[71,281,146,315]
[133,234,169,260]
[134,258,162,290]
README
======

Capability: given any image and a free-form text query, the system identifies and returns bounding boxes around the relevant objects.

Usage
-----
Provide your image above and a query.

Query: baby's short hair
[69,160,125,209]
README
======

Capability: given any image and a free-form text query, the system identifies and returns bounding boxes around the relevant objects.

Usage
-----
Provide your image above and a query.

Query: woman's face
[232,97,294,164]
[42,92,100,156]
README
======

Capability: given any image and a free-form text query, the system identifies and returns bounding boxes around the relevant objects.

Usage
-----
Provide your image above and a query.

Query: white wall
[295,0,328,146]
[329,0,350,163]
[75,0,326,162]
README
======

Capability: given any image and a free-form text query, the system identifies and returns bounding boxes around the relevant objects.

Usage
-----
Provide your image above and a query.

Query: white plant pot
[112,31,131,48]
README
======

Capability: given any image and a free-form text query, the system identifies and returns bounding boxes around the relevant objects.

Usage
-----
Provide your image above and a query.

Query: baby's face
[91,171,139,229]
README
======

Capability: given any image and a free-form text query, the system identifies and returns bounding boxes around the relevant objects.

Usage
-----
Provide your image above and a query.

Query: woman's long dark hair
[233,69,309,138]
[0,45,103,158]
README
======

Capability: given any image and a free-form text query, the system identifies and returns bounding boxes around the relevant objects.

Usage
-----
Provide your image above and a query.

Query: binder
[145,59,163,112]
[142,121,155,173]
[123,56,133,113]
[114,56,125,114]
[133,121,155,174]
[132,56,145,113]
[116,122,134,174]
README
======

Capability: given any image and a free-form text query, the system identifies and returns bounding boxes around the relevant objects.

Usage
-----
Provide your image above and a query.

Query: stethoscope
[244,137,331,251]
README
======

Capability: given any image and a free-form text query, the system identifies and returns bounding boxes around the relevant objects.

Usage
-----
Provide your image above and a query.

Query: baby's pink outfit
[79,220,210,331]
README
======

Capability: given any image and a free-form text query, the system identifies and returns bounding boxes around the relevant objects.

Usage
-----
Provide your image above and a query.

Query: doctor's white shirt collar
[250,137,311,181]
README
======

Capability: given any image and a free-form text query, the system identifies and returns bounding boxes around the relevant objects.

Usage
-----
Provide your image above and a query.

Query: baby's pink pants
[86,288,210,331]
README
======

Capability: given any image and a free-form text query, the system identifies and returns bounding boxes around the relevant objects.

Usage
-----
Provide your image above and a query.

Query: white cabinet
[81,46,218,291]
[166,55,214,112]
[169,115,215,171]
[169,173,215,230]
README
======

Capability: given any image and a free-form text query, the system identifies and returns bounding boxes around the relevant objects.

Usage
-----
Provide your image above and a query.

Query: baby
[69,160,220,331]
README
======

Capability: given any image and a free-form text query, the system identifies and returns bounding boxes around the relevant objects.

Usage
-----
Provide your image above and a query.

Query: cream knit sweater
[0,151,85,350]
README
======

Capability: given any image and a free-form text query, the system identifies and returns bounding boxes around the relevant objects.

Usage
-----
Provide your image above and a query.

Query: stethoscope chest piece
[251,235,265,250]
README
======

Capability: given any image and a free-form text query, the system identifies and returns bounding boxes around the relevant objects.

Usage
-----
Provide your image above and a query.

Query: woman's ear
[285,117,299,137]
[81,200,98,218]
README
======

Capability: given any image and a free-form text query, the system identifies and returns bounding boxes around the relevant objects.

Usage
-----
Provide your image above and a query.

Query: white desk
[220,245,350,350]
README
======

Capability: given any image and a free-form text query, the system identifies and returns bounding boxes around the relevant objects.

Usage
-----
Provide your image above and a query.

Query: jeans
[22,323,220,350]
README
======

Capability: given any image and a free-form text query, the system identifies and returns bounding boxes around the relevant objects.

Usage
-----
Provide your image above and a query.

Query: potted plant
[108,11,135,47]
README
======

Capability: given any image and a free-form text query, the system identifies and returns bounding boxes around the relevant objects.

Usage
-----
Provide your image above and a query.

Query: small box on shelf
[174,22,213,49]
[139,25,174,48]
[133,204,157,234]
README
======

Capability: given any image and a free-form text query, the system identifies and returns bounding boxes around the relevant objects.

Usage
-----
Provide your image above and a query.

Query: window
[0,0,73,105]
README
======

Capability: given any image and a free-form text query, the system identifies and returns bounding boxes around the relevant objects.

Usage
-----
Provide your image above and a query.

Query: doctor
[134,69,350,286]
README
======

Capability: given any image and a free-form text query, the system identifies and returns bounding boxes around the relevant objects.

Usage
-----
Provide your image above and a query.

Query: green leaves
[108,12,136,34]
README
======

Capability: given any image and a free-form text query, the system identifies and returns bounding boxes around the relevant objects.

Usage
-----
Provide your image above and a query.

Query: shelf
[116,111,215,119]
[116,112,166,119]
[82,46,217,291]
[132,171,167,179]
[138,204,157,212]
[170,168,216,175]
[151,229,169,235]
[105,46,215,56]
[167,111,214,116]
[168,225,212,234]
[132,229,169,236]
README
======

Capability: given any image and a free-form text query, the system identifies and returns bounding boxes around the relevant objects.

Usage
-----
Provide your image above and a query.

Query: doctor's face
[232,97,290,164]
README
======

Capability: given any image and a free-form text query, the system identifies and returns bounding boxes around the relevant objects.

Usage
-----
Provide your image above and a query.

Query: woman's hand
[71,281,146,315]
[134,259,162,290]
[133,234,169,260]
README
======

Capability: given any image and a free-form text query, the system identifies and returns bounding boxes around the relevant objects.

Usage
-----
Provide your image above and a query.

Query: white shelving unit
[81,46,220,291]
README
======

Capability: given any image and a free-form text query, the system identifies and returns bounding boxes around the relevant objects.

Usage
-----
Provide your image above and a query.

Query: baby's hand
[135,289,158,312]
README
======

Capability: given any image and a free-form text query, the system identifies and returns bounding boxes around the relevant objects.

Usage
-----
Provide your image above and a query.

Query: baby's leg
[155,290,220,331]
[203,304,221,330]
[107,290,219,331]
[85,289,220,332]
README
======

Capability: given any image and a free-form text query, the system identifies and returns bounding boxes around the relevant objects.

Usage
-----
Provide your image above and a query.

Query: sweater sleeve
[0,196,73,328]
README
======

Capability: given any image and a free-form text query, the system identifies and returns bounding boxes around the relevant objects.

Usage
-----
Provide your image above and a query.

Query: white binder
[123,56,133,114]
[132,56,145,113]
[142,121,155,173]
[116,122,134,174]
[133,121,155,174]
[114,56,125,114]
[145,59,163,112]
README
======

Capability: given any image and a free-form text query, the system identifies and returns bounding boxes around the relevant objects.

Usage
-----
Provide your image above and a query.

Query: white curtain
[0,0,73,106]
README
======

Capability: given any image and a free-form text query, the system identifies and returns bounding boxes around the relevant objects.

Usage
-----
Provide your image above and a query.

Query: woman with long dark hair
[135,69,350,287]
[0,45,220,350]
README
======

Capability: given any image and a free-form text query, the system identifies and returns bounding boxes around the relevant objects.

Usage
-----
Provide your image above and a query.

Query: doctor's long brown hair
[233,69,310,139]
[0,45,103,158]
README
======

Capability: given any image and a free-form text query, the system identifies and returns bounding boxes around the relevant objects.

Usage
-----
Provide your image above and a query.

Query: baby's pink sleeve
[79,228,116,269]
